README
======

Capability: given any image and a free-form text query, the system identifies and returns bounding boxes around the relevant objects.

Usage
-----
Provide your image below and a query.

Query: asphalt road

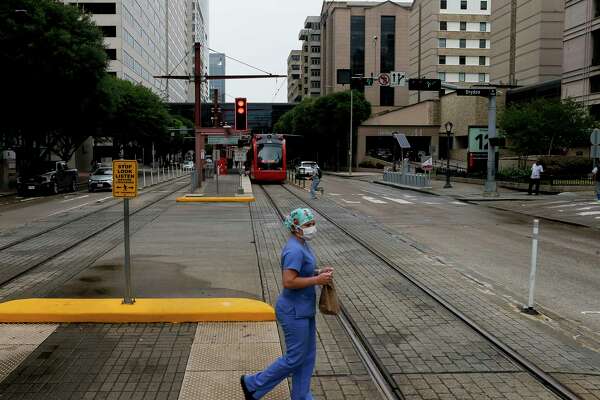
[318,176,600,336]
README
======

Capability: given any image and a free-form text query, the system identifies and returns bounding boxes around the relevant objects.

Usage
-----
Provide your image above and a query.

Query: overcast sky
[209,0,325,104]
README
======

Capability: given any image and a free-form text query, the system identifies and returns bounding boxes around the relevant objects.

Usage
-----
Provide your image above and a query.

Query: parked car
[88,167,113,192]
[182,160,195,171]
[295,161,317,179]
[17,161,79,196]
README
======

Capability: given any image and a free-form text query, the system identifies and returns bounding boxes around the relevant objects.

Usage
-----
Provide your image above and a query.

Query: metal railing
[383,171,431,188]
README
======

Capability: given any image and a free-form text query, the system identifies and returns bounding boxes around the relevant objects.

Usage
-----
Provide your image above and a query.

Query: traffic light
[234,98,248,131]
[364,77,374,86]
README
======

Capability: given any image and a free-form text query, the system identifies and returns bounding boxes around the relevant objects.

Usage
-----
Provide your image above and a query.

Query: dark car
[88,167,113,192]
[17,161,79,196]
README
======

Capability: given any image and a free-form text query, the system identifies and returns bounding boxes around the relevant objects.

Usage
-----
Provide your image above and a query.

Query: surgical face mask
[302,225,317,241]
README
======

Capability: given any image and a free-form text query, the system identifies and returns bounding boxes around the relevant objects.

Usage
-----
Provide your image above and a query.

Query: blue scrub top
[278,236,317,318]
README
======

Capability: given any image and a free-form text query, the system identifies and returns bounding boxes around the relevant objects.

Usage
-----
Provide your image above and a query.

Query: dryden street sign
[456,88,497,97]
[113,160,138,198]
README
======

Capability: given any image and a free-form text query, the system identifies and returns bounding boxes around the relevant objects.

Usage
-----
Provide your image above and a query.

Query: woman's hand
[315,271,333,285]
[321,267,334,274]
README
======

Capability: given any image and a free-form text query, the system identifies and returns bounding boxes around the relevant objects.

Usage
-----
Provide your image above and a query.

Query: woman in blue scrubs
[241,207,333,400]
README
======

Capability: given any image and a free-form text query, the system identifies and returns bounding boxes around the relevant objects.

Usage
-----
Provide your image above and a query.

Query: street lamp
[444,121,453,189]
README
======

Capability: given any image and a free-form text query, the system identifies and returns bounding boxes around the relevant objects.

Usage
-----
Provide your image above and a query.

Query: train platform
[176,173,254,203]
[0,175,600,399]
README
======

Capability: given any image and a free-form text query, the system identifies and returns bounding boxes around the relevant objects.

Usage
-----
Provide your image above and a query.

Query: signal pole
[194,43,204,186]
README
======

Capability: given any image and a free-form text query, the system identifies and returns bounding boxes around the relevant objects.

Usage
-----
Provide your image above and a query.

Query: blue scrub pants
[310,177,320,199]
[244,304,316,399]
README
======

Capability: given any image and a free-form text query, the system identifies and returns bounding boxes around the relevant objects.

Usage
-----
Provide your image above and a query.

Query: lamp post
[444,121,453,189]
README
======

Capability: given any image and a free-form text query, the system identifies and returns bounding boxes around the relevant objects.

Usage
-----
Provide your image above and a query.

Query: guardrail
[383,171,431,188]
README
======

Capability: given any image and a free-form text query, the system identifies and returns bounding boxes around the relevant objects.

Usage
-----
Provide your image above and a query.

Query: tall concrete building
[321,1,412,112]
[209,53,226,103]
[299,16,323,99]
[491,0,564,86]
[562,0,600,118]
[63,0,209,103]
[188,0,210,103]
[287,50,303,102]
[409,0,492,103]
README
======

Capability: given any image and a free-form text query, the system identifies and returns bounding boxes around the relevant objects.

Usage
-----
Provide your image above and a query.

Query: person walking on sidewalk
[528,160,544,195]
[241,208,333,400]
[309,164,322,200]
[593,165,600,201]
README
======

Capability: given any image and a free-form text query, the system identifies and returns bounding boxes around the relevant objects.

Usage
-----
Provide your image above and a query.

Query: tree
[0,0,108,169]
[274,90,371,170]
[498,98,594,156]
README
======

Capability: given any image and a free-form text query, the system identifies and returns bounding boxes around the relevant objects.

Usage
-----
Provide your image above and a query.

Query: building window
[311,57,320,65]
[304,56,308,63]
[461,0,468,10]
[438,72,446,82]
[481,1,488,10]
[76,2,116,14]
[292,65,300,70]
[311,69,321,77]
[105,48,117,60]
[591,75,600,93]
[439,55,446,64]
[460,21,467,31]
[351,16,366,87]
[593,30,600,65]
[480,22,487,32]
[479,73,486,83]
[479,56,486,65]
[439,38,447,48]
[459,72,466,82]
[381,16,396,73]
[380,86,394,106]
[460,39,466,48]
[440,21,447,31]
[311,46,321,53]
[303,46,308,52]
[595,0,600,17]
[311,81,321,88]
[459,56,466,65]
[100,26,117,37]
[311,34,320,41]
[440,0,447,10]
[479,39,487,48]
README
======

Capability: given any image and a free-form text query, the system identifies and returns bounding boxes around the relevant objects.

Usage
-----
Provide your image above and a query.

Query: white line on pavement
[61,195,89,203]
[382,197,413,204]
[96,196,112,204]
[575,207,600,211]
[576,211,600,216]
[47,202,91,217]
[329,193,341,196]
[581,311,600,315]
[451,201,468,206]
[342,199,361,204]
[548,203,589,209]
[20,197,41,202]
[362,196,387,204]
[424,202,441,205]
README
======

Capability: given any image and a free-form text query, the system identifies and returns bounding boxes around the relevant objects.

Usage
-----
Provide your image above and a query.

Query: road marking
[96,196,112,204]
[382,197,413,204]
[575,206,600,211]
[451,201,468,206]
[539,200,570,205]
[581,311,600,315]
[329,193,341,196]
[576,211,600,216]
[548,203,589,209]
[20,197,41,203]
[362,196,387,204]
[47,202,91,217]
[424,202,441,205]
[61,194,89,203]
[342,199,361,204]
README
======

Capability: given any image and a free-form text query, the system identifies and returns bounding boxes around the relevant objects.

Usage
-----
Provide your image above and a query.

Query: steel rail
[0,179,189,290]
[280,183,580,400]
[259,184,404,400]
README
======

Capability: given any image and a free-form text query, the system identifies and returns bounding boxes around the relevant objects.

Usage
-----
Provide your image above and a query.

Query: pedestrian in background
[528,160,544,195]
[241,208,333,400]
[309,164,321,200]
[593,165,599,201]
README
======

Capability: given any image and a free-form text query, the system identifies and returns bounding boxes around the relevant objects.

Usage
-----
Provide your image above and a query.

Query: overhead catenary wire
[206,46,279,76]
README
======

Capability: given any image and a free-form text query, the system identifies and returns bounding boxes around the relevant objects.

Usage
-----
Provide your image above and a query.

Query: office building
[562,0,600,118]
[209,53,226,103]
[491,0,564,86]
[287,50,303,102]
[188,0,210,103]
[408,0,492,103]
[321,1,412,112]
[299,16,323,99]
[63,0,209,103]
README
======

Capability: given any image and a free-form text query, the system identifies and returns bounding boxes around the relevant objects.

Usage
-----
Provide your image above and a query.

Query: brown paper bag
[319,282,340,315]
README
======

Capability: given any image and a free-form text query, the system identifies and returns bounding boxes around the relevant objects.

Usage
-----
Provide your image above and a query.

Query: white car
[182,161,195,171]
[296,161,317,179]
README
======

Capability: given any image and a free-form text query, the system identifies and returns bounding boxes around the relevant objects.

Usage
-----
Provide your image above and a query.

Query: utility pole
[417,3,422,103]
[484,92,498,195]
[194,43,204,186]
[349,89,353,176]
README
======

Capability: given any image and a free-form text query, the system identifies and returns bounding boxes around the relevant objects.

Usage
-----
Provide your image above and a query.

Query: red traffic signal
[234,97,247,131]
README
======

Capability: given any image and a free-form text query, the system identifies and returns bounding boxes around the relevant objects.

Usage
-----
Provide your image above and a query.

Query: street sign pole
[484,92,498,195]
[123,198,134,304]
[349,89,353,176]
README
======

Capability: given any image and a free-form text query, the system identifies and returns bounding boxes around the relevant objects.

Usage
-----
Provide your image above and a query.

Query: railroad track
[260,183,581,400]
[0,177,189,290]
[259,184,404,400]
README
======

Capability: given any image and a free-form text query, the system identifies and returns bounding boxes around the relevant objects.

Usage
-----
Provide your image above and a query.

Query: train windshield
[257,143,283,170]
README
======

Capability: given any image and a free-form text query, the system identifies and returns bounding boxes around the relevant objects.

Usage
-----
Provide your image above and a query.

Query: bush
[375,163,385,169]
[359,160,376,168]
[497,167,529,180]
[538,157,593,176]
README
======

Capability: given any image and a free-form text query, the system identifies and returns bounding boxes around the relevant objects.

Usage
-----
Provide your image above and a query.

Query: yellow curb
[176,196,255,203]
[0,298,275,323]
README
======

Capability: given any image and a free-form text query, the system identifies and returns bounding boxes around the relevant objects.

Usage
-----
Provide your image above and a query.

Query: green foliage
[496,167,529,180]
[274,90,371,170]
[498,98,594,156]
[538,156,593,176]
[0,0,108,165]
